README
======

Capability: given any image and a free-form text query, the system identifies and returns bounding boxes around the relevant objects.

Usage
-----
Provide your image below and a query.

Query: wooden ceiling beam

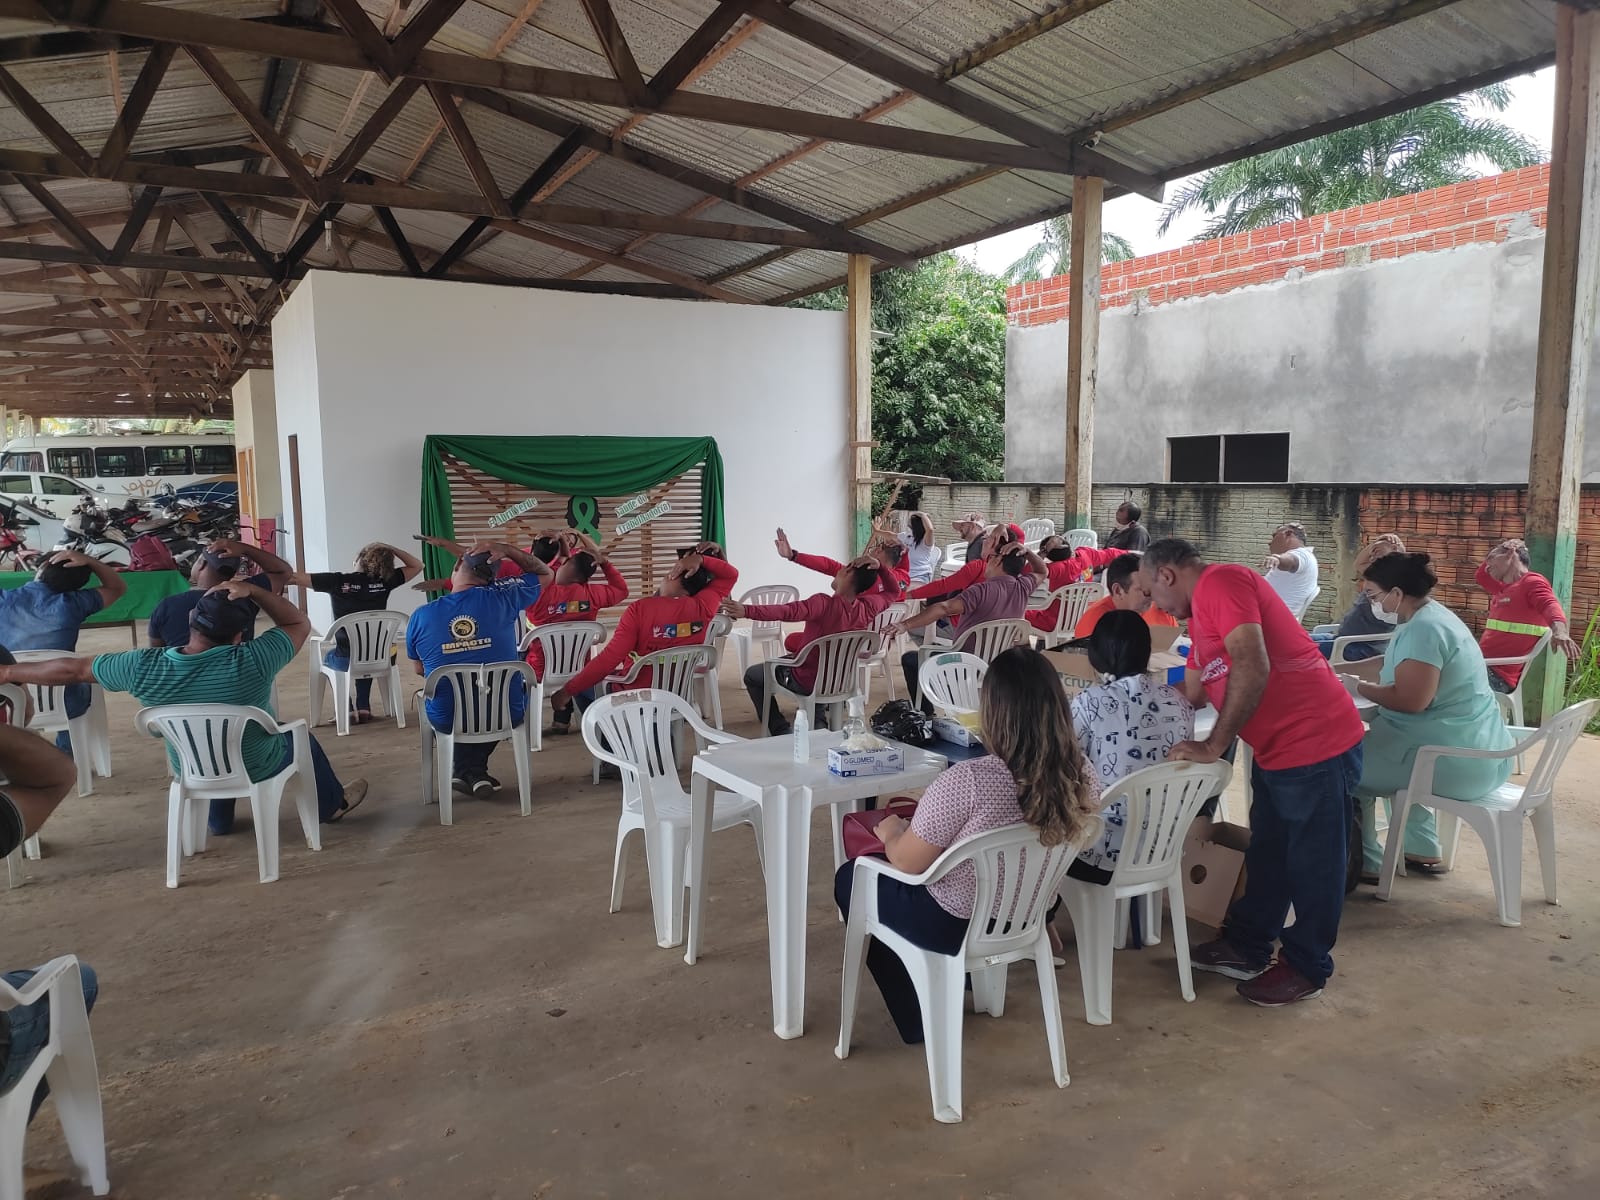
[95,42,174,176]
[578,0,648,106]
[110,185,163,260]
[372,205,423,276]
[186,44,322,202]
[0,272,226,302]
[487,223,744,301]
[388,0,469,76]
[198,193,277,276]
[938,0,1116,79]
[324,78,423,181]
[0,239,283,278]
[324,0,401,79]
[647,2,747,101]
[0,63,94,174]
[8,173,111,262]
[426,82,510,217]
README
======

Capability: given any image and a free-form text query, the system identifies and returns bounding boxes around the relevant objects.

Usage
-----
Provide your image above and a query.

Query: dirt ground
[7,627,1600,1200]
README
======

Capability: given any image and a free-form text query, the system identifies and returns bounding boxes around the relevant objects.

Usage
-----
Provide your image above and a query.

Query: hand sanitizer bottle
[792,708,810,763]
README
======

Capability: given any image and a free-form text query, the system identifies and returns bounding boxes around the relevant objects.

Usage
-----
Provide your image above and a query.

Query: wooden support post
[1064,175,1103,530]
[1526,3,1600,722]
[847,253,873,553]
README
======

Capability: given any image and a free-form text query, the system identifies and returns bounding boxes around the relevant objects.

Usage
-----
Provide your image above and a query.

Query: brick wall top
[1005,163,1551,328]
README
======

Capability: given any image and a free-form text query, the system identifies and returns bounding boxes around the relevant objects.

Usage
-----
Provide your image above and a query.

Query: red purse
[841,797,919,860]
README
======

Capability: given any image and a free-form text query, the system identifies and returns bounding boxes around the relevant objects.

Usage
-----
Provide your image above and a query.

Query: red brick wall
[1006,164,1551,328]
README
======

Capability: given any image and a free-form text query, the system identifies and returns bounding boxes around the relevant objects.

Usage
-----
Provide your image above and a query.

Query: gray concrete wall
[1004,232,1595,485]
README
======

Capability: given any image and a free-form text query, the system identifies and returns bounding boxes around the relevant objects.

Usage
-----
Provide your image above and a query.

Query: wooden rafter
[373,205,423,275]
[186,44,321,202]
[110,185,163,259]
[579,0,648,105]
[9,174,110,262]
[95,42,173,176]
[324,0,400,79]
[425,82,510,217]
[388,0,469,76]
[0,64,94,174]
[199,192,276,275]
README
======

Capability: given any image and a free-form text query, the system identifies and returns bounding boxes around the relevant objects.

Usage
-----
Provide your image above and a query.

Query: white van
[0,432,236,511]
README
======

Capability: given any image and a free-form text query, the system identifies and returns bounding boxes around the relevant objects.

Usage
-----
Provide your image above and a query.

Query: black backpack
[871,699,934,747]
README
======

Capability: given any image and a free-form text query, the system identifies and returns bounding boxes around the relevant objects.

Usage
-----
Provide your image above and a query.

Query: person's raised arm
[556,604,643,701]
[54,549,126,609]
[1173,624,1270,763]
[215,537,292,592]
[217,579,312,651]
[908,558,981,599]
[895,596,964,635]
[485,540,553,584]
[0,723,77,840]
[416,533,466,558]
[386,542,424,583]
[1354,659,1440,715]
[0,654,96,688]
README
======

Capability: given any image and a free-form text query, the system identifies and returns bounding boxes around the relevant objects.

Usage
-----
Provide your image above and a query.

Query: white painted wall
[272,272,851,628]
[231,369,282,534]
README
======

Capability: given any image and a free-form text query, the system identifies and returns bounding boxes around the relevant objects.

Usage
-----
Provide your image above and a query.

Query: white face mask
[1370,597,1400,625]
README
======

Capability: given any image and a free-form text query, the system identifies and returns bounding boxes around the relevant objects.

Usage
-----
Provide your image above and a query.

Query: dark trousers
[743,664,807,734]
[1222,744,1363,986]
[834,862,969,1044]
[208,731,345,834]
[427,713,525,778]
[0,964,99,1123]
[898,650,937,715]
[323,649,374,711]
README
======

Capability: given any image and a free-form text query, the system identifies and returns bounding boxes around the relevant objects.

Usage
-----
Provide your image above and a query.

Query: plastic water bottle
[792,708,810,763]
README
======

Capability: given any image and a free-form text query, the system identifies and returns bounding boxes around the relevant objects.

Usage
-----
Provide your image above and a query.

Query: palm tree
[1003,214,1135,282]
[1159,85,1541,239]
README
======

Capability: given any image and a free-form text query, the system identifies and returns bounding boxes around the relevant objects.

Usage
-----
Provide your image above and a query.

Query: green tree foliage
[1002,213,1135,282]
[792,252,1006,482]
[38,417,234,436]
[1159,85,1542,239]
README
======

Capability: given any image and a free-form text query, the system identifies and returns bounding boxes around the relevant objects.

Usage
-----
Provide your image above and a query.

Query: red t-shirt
[750,568,899,690]
[1025,553,1121,632]
[1476,564,1566,686]
[523,561,631,678]
[792,551,903,597]
[1186,564,1363,770]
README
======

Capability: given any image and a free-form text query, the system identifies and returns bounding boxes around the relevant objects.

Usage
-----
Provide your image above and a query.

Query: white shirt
[898,530,939,585]
[1265,546,1319,617]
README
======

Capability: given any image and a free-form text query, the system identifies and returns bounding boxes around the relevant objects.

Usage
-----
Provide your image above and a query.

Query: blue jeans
[1222,744,1363,987]
[427,713,524,778]
[208,731,345,834]
[0,964,99,1123]
[52,682,91,757]
[322,650,374,713]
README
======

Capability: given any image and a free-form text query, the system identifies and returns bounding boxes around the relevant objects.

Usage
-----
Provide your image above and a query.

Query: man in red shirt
[773,528,905,600]
[1057,553,1180,639]
[724,551,899,734]
[550,545,738,720]
[1475,538,1581,691]
[1141,538,1365,1009]
[526,530,631,732]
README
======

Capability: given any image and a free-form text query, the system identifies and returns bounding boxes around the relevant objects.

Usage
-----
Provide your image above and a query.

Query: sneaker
[451,775,470,794]
[470,776,496,797]
[1237,960,1324,1007]
[329,779,368,823]
[1191,938,1269,981]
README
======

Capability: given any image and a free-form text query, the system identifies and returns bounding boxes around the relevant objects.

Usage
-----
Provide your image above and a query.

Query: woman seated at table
[833,646,1100,1045]
[1066,610,1195,886]
[1344,552,1514,881]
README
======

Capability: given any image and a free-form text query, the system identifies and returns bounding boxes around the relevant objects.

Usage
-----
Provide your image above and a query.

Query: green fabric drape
[419,435,726,578]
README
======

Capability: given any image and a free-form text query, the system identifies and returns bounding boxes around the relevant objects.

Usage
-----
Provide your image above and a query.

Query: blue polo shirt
[406,574,541,727]
[146,573,268,647]
[0,581,104,651]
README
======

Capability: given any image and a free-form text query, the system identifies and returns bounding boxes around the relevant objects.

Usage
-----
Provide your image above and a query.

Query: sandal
[1405,856,1448,874]
[355,710,373,725]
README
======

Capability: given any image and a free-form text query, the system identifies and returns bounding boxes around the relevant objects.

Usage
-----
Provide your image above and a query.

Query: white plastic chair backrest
[927,824,1077,962]
[1512,699,1597,812]
[1066,528,1098,551]
[581,689,710,818]
[1048,583,1105,638]
[1310,624,1337,637]
[323,609,407,668]
[0,955,81,1079]
[618,645,714,702]
[703,613,734,665]
[11,649,76,724]
[953,618,1032,662]
[1486,628,1553,671]
[1102,760,1233,889]
[522,620,604,682]
[866,602,910,656]
[422,661,535,737]
[790,629,879,699]
[739,585,799,639]
[135,703,279,789]
[943,541,967,566]
[920,652,987,715]
[1021,517,1055,546]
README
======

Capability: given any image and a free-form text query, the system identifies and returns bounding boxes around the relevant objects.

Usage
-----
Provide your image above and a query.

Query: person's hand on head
[774,528,793,559]
[1000,542,1025,558]
[694,541,722,558]
[207,579,255,602]
[49,550,91,567]
[850,552,879,571]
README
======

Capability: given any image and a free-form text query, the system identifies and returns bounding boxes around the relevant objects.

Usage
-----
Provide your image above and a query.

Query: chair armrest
[1481,654,1535,668]
[0,955,76,1010]
[308,634,327,653]
[851,852,934,887]
[1409,730,1547,794]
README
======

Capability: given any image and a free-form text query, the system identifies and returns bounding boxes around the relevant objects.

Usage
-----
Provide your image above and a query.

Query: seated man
[1259,521,1319,618]
[0,580,369,835]
[1061,552,1179,639]
[895,542,1045,704]
[146,537,293,648]
[1105,501,1151,553]
[407,542,552,796]
[725,551,898,735]
[413,532,564,594]
[0,722,98,1149]
[1476,537,1582,692]
[1313,534,1406,662]
[906,523,1025,609]
[773,527,903,601]
[952,512,989,568]
[0,550,126,754]
[1040,536,1123,584]
[524,530,631,733]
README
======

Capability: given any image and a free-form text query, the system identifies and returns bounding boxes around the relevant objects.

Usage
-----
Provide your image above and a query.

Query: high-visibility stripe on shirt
[1484,618,1549,636]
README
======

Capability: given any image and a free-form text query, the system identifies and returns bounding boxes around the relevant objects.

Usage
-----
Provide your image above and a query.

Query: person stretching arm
[0,722,78,852]
[212,537,294,594]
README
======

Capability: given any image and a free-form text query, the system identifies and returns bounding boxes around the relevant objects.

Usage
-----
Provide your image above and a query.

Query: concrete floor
[7,627,1600,1200]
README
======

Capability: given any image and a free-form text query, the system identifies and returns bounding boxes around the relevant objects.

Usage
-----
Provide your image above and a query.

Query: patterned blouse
[1070,674,1195,877]
[910,756,1030,919]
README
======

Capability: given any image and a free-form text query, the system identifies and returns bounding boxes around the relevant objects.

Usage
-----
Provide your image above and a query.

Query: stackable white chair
[760,629,877,736]
[583,689,761,948]
[518,619,605,751]
[1057,760,1232,1025]
[918,652,987,717]
[836,824,1078,1123]
[1376,700,1596,927]
[1484,629,1553,731]
[917,619,1030,706]
[0,956,109,1200]
[136,704,321,887]
[729,585,798,674]
[1065,528,1098,551]
[596,644,716,780]
[11,651,110,798]
[307,609,409,735]
[0,685,40,889]
[1021,517,1055,548]
[939,541,967,576]
[1309,624,1396,667]
[694,614,735,730]
[857,601,910,701]
[417,662,536,825]
[1037,583,1105,649]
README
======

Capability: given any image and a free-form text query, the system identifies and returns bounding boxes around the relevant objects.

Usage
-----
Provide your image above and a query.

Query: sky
[959,67,1556,277]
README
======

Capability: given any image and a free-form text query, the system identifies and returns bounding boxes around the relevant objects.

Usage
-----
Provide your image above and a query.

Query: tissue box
[828,745,906,778]
[931,716,981,747]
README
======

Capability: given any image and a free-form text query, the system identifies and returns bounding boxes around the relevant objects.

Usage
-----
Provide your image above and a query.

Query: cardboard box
[1181,816,1248,930]
[1043,647,1188,699]
[828,745,906,778]
[1150,624,1184,654]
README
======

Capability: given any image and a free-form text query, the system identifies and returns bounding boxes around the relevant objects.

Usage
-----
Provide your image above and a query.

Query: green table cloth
[0,570,192,625]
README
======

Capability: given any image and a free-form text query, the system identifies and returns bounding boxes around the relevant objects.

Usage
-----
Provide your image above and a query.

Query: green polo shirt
[92,629,297,783]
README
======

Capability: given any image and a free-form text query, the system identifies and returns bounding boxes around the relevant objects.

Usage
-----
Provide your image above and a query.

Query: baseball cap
[460,551,496,581]
[191,592,257,641]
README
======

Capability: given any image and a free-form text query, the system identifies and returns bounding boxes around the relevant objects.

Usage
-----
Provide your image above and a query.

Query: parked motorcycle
[0,500,43,572]
[56,498,131,566]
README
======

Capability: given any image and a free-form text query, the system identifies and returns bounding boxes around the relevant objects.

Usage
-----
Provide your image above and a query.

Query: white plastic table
[684,731,948,1040]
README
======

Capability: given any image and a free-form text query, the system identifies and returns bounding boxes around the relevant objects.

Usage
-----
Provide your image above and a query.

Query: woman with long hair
[834,646,1100,1044]
[897,511,940,586]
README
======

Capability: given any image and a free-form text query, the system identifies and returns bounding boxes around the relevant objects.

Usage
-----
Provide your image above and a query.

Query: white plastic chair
[729,585,798,674]
[919,652,987,717]
[0,686,41,889]
[1311,624,1396,667]
[307,609,409,736]
[597,644,717,781]
[856,601,910,701]
[939,541,967,576]
[136,704,321,887]
[1484,629,1553,730]
[0,956,109,1200]
[1065,528,1098,551]
[694,613,734,730]
[836,824,1078,1123]
[1021,517,1055,547]
[417,662,536,826]
[11,651,110,798]
[518,619,604,751]
[761,629,877,736]
[583,689,761,947]
[1376,700,1596,927]
[1057,760,1233,1025]
[1038,583,1105,649]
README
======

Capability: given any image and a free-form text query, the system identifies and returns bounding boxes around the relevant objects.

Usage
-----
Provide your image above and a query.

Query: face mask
[1370,597,1399,625]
